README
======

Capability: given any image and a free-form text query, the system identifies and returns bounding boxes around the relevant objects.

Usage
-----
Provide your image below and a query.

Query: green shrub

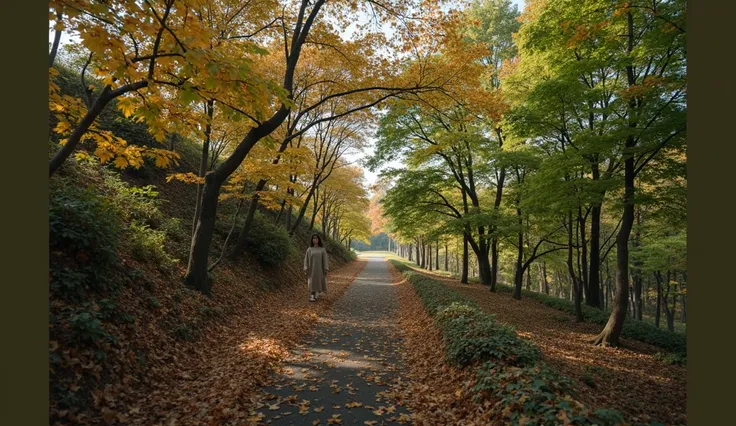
[161,217,186,242]
[324,236,357,262]
[390,260,623,426]
[653,351,687,366]
[242,212,295,267]
[49,185,121,266]
[102,178,164,226]
[473,362,623,425]
[66,308,116,346]
[400,268,540,368]
[129,221,177,268]
[49,184,123,301]
[437,302,541,368]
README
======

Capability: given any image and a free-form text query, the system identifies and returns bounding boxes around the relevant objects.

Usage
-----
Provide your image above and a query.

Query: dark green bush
[390,260,623,426]
[243,212,296,267]
[66,308,117,347]
[324,235,357,262]
[50,185,121,266]
[400,268,540,368]
[49,184,123,301]
[473,361,623,426]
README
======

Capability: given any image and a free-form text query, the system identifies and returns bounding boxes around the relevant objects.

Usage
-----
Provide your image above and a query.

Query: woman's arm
[304,248,310,273]
[322,249,328,274]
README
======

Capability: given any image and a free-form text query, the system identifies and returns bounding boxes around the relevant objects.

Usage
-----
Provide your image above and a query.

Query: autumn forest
[48,0,686,425]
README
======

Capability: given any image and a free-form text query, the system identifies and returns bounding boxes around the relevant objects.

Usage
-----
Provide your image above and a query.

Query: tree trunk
[605,261,612,311]
[631,205,643,320]
[183,174,222,294]
[593,152,635,345]
[192,100,215,234]
[455,240,460,274]
[490,238,499,292]
[578,206,589,304]
[461,234,469,283]
[633,275,643,320]
[429,242,433,271]
[542,262,550,295]
[435,242,440,270]
[490,141,506,292]
[587,164,603,308]
[309,186,320,230]
[184,101,292,293]
[229,179,268,259]
[291,178,319,234]
[681,291,687,323]
[599,268,605,308]
[49,10,63,68]
[409,243,413,262]
[593,10,638,347]
[567,211,584,322]
[654,271,662,328]
[663,270,677,332]
[420,239,426,268]
[445,243,449,271]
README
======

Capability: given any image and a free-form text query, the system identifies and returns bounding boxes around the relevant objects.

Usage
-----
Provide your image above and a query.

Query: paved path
[252,255,411,425]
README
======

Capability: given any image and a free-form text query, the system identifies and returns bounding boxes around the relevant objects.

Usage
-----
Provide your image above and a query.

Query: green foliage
[129,221,178,269]
[198,305,225,320]
[473,361,623,425]
[391,261,622,425]
[49,184,122,301]
[243,212,296,267]
[161,217,187,242]
[49,185,121,266]
[402,267,540,368]
[324,235,357,262]
[50,158,182,302]
[653,352,687,366]
[66,308,117,347]
[437,302,541,367]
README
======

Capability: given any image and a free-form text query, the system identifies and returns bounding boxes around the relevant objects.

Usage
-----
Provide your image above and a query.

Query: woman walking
[304,234,328,302]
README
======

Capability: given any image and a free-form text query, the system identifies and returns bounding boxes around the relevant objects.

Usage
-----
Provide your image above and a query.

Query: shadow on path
[251,256,411,425]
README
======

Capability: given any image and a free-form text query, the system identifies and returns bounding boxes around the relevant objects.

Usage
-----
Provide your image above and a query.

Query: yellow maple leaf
[94,146,114,164]
[113,156,129,169]
[118,98,136,118]
[154,154,169,168]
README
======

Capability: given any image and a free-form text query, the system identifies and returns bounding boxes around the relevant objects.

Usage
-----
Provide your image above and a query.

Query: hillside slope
[49,110,355,424]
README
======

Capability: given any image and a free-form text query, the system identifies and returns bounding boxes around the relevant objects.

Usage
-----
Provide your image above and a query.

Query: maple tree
[47,0,689,424]
[182,0,459,293]
[315,165,372,246]
[48,0,280,176]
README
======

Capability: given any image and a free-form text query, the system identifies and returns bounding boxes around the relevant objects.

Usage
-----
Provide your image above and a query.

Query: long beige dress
[304,246,328,293]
